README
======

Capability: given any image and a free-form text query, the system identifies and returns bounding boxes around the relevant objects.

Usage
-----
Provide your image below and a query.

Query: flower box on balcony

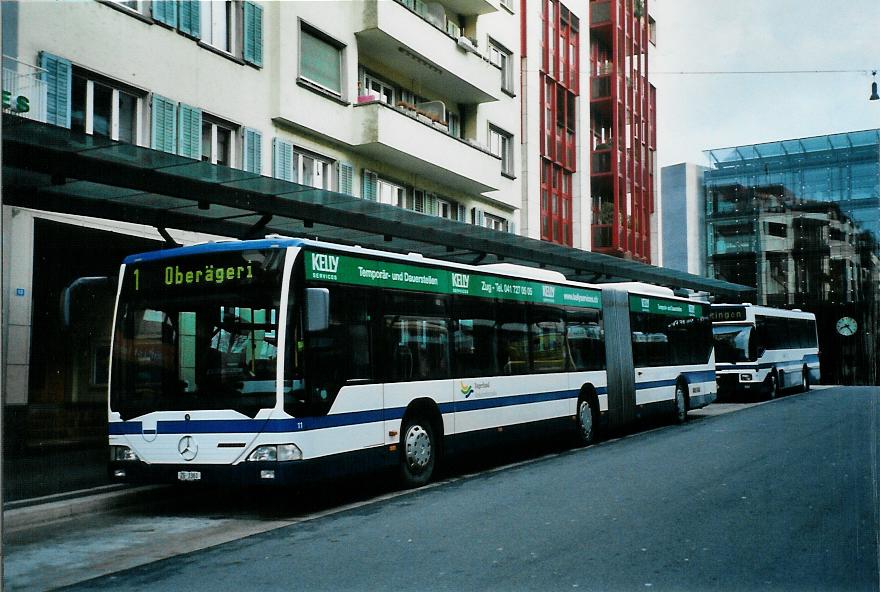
[357,95,379,104]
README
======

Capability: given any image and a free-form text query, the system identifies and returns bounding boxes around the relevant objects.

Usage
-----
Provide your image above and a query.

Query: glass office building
[704,129,880,385]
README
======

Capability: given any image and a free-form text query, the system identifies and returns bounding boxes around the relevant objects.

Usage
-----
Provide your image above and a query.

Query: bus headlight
[110,445,140,462]
[247,444,303,462]
[740,373,753,382]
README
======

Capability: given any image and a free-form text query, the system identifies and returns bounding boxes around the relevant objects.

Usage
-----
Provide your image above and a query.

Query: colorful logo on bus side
[460,382,475,398]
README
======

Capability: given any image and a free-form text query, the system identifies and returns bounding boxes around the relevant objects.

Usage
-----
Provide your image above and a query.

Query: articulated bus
[108,238,716,487]
[711,304,820,400]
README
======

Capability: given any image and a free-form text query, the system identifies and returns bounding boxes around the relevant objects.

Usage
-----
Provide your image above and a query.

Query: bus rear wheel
[673,383,688,424]
[574,398,596,446]
[399,417,436,488]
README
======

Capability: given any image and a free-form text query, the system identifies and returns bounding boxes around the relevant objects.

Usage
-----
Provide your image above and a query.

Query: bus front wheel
[399,416,436,488]
[766,373,778,400]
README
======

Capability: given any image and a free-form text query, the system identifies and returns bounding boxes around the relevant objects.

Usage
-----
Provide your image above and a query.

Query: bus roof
[710,303,816,320]
[122,237,708,307]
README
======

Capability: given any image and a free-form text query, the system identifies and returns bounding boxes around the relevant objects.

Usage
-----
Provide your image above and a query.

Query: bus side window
[451,296,497,378]
[566,308,604,371]
[496,301,529,375]
[384,291,450,382]
[529,305,566,373]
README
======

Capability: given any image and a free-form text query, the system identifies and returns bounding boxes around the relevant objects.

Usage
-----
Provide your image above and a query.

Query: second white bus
[711,304,820,400]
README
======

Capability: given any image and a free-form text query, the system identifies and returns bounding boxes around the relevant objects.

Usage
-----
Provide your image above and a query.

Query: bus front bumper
[109,447,393,486]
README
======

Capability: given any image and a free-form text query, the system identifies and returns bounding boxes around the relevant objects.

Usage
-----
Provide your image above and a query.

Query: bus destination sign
[708,306,748,322]
[305,251,602,309]
[124,249,283,295]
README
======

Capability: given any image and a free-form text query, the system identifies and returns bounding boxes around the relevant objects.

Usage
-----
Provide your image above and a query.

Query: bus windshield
[712,324,755,363]
[110,249,286,420]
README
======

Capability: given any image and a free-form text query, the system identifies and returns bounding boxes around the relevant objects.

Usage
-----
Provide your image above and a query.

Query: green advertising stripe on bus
[306,251,450,293]
[629,294,703,318]
[305,251,601,309]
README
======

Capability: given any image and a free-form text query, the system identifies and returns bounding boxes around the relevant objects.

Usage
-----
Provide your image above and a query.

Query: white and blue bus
[711,304,820,400]
[108,238,716,487]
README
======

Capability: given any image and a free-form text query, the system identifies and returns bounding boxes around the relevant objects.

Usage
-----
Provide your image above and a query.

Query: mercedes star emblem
[177,435,198,461]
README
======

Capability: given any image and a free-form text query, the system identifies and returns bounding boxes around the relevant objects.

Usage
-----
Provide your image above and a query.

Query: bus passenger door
[601,288,636,428]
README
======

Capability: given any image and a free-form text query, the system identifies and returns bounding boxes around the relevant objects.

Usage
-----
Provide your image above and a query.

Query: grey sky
[652,0,880,167]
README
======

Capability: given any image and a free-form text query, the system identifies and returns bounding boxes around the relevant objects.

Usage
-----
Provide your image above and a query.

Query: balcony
[590,75,612,100]
[2,56,47,124]
[357,0,500,105]
[351,101,500,194]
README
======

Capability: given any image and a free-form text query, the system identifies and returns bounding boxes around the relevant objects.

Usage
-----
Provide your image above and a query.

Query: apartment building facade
[587,0,656,263]
[2,0,660,449]
[2,0,526,448]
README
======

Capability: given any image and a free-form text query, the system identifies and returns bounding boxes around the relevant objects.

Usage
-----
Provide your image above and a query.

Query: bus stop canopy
[2,115,754,299]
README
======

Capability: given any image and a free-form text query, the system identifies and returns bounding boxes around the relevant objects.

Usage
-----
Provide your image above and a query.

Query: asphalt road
[15,386,880,591]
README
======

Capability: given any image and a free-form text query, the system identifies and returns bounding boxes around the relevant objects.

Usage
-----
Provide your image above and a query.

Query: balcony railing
[2,56,47,123]
[592,225,613,248]
[592,152,612,174]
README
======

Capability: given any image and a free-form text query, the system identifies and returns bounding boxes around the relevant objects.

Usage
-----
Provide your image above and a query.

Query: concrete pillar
[2,207,34,407]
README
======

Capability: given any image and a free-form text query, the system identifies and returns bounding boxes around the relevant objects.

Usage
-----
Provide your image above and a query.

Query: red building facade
[589,0,656,262]
[538,0,580,246]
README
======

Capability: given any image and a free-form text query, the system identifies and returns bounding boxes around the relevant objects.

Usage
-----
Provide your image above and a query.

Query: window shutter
[508,220,517,234]
[456,204,466,222]
[472,208,486,227]
[338,162,354,195]
[178,0,200,37]
[414,190,425,213]
[177,103,202,159]
[273,138,294,181]
[39,52,72,128]
[362,170,377,201]
[243,1,264,67]
[426,193,438,216]
[150,95,177,154]
[153,0,178,27]
[243,128,263,174]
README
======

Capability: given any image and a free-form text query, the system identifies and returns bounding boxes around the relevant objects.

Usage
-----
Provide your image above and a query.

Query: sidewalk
[4,443,112,503]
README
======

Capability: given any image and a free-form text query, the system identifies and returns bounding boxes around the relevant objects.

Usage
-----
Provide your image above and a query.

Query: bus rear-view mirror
[60,276,115,328]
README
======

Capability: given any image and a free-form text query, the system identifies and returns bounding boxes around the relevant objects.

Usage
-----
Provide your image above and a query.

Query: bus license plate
[177,471,201,482]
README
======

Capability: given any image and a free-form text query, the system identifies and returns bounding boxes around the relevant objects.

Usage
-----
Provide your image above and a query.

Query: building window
[300,24,344,95]
[485,213,507,232]
[488,125,514,176]
[108,0,142,11]
[447,112,461,137]
[71,71,143,144]
[363,72,395,105]
[200,0,236,53]
[488,39,514,94]
[295,149,333,190]
[437,198,452,219]
[378,178,408,208]
[201,115,238,166]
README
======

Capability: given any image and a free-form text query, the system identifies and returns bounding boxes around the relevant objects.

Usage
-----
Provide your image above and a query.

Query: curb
[3,485,172,533]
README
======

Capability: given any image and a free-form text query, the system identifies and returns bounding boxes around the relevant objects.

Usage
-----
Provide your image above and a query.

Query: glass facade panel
[704,130,880,385]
